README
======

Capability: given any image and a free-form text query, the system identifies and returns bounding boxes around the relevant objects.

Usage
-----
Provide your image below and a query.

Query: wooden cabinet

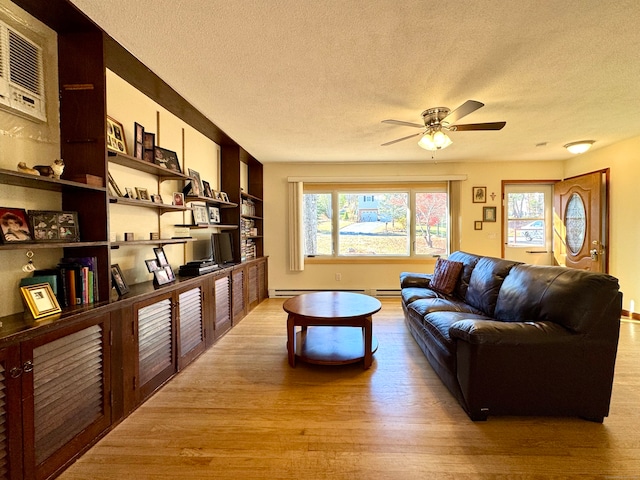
[176,284,206,370]
[211,273,232,343]
[247,257,268,311]
[0,344,22,480]
[1,312,111,480]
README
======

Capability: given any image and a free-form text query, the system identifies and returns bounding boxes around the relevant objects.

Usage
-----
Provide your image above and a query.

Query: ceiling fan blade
[381,119,424,128]
[381,132,423,146]
[441,100,484,125]
[452,121,506,131]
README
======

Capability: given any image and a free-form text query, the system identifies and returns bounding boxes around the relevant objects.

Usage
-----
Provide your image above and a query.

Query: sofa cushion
[465,257,521,316]
[430,258,464,295]
[448,251,481,299]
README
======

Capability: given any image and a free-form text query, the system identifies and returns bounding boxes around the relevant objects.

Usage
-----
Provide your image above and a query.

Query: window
[505,191,545,246]
[303,184,449,258]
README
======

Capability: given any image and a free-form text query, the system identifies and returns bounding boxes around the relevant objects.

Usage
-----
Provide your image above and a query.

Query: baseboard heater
[269,289,401,298]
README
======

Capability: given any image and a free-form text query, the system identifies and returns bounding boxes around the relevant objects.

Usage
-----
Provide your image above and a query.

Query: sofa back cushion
[464,256,521,316]
[430,258,464,295]
[495,264,622,336]
[448,251,481,300]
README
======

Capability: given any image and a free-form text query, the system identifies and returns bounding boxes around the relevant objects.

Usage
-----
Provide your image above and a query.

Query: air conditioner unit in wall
[0,19,46,122]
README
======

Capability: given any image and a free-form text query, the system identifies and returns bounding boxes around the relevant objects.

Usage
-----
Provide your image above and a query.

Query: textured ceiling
[69,0,640,164]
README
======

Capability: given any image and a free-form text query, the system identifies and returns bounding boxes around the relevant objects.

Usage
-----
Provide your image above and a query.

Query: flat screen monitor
[212,232,234,265]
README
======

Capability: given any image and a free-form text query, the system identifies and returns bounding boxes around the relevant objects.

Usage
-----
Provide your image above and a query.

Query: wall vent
[0,19,46,122]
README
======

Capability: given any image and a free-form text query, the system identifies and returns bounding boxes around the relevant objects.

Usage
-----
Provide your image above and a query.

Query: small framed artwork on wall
[472,186,487,203]
[483,206,497,222]
[474,221,483,230]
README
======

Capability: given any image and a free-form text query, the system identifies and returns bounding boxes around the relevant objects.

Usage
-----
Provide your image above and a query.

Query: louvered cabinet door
[247,263,259,310]
[134,293,176,403]
[21,314,111,480]
[214,274,232,339]
[0,345,21,480]
[258,258,268,303]
[231,267,246,325]
[177,286,205,370]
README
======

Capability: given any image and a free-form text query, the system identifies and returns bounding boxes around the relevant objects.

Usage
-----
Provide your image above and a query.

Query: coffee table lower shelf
[294,326,379,366]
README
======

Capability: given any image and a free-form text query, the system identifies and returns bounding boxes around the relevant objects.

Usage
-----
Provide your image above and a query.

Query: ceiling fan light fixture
[418,131,452,151]
[564,140,595,154]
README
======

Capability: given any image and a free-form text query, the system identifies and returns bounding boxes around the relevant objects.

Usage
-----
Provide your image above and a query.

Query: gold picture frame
[21,283,62,319]
[106,116,128,155]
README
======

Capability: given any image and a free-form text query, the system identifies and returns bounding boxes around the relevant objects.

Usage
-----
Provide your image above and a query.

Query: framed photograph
[219,191,229,203]
[106,116,127,154]
[154,146,182,173]
[0,207,32,243]
[208,205,220,224]
[134,122,145,159]
[474,221,483,230]
[145,258,160,273]
[151,194,164,204]
[143,132,155,162]
[108,172,123,197]
[154,246,169,267]
[173,192,184,206]
[202,180,213,198]
[472,186,487,203]
[21,283,61,319]
[483,206,497,222]
[111,264,129,296]
[153,266,174,286]
[188,168,203,196]
[192,203,209,226]
[135,187,150,201]
[125,187,136,199]
[28,210,79,242]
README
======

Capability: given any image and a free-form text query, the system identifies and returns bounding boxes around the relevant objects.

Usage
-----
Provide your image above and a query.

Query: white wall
[264,159,565,294]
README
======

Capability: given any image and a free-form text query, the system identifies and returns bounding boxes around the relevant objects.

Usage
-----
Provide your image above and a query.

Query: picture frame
[143,132,155,162]
[0,207,32,243]
[154,146,182,173]
[472,186,487,203]
[124,187,136,199]
[153,265,175,286]
[188,168,203,196]
[153,246,169,267]
[135,187,150,201]
[106,116,128,154]
[474,221,483,230]
[208,205,220,224]
[151,194,164,204]
[483,206,497,222]
[28,210,80,242]
[20,283,61,319]
[191,203,209,226]
[173,192,184,206]
[145,258,160,273]
[134,122,145,159]
[202,180,213,198]
[111,264,129,296]
[108,172,123,197]
[219,191,229,203]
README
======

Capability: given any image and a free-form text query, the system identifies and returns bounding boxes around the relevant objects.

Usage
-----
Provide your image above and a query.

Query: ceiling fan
[381,100,506,151]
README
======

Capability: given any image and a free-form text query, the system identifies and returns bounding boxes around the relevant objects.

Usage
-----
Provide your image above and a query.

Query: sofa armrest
[400,272,432,289]
[450,319,574,345]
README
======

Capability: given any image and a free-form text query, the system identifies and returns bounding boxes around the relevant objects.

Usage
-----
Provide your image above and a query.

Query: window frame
[303,182,450,260]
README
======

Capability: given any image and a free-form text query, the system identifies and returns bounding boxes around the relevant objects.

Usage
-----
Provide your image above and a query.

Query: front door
[553,170,608,272]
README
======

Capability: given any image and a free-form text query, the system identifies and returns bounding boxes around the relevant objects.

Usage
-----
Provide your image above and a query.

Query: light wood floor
[60,298,640,479]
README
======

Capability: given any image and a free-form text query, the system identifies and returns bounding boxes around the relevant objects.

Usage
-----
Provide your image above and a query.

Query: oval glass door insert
[565,193,586,255]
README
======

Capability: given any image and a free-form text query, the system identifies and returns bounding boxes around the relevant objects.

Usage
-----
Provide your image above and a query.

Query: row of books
[21,256,99,308]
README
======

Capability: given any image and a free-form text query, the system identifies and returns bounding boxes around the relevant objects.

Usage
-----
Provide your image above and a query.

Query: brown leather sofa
[400,251,622,422]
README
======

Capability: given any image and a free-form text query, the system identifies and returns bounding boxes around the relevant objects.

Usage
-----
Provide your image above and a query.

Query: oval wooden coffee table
[283,291,382,369]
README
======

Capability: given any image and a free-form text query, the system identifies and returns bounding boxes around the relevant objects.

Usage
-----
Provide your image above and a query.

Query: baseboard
[268,288,401,298]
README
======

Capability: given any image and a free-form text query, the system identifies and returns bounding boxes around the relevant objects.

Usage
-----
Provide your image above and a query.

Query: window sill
[305,257,439,265]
